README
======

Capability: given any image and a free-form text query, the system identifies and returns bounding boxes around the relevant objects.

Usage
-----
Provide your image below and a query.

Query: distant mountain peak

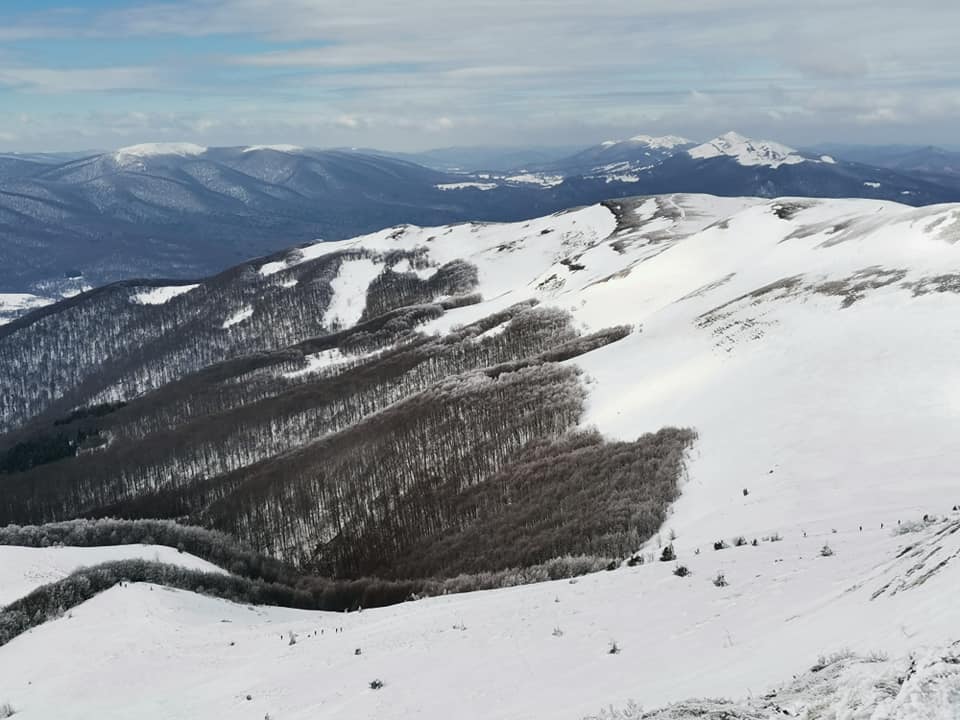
[625,134,693,148]
[599,134,692,150]
[113,142,208,162]
[689,131,806,169]
[242,144,304,154]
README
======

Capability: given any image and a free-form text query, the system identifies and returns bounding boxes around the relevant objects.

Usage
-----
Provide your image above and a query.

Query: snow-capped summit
[596,134,692,151]
[624,134,692,149]
[113,142,208,163]
[689,131,806,168]
[543,134,694,178]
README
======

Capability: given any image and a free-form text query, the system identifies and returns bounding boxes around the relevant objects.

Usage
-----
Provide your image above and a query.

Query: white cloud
[334,115,364,129]
[1,0,959,149]
[0,66,165,93]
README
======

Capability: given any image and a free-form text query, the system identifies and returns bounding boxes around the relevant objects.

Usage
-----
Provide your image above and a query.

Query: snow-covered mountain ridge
[3,136,960,301]
[586,129,814,170]
[600,134,692,149]
[503,131,958,205]
[242,193,960,536]
[0,144,569,295]
[688,130,808,168]
[3,193,960,718]
[113,142,208,161]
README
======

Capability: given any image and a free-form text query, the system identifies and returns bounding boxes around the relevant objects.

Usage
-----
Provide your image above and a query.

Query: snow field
[1,519,958,719]
[5,193,960,717]
[0,544,225,606]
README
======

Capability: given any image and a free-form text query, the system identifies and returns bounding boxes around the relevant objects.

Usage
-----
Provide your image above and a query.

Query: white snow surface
[599,135,692,151]
[282,348,379,379]
[130,284,200,305]
[242,144,303,153]
[113,143,207,163]
[5,194,960,718]
[61,285,92,298]
[324,257,383,328]
[258,242,331,276]
[0,293,52,325]
[435,182,498,191]
[295,203,618,313]
[0,545,225,606]
[600,173,640,183]
[391,258,438,279]
[2,520,960,719]
[221,306,253,329]
[624,134,692,148]
[502,173,564,187]
[689,131,807,168]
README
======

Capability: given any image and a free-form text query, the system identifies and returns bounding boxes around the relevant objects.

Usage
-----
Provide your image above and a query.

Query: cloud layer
[1,0,958,151]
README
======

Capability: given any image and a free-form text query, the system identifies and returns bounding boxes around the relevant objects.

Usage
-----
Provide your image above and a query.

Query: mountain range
[2,191,960,717]
[0,143,554,294]
[806,142,960,189]
[3,132,960,306]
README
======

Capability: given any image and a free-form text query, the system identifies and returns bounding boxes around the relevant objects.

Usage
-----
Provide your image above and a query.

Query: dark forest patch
[0,241,695,604]
[372,428,696,579]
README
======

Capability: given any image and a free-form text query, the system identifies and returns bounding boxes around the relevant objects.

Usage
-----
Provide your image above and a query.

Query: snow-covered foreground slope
[2,519,959,719]
[4,193,960,717]
[0,545,225,606]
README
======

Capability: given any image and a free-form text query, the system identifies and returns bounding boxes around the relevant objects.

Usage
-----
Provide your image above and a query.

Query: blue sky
[1,0,958,152]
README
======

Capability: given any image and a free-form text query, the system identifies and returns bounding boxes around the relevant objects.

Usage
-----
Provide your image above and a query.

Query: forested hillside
[12,190,957,589]
[5,192,960,719]
[0,201,697,582]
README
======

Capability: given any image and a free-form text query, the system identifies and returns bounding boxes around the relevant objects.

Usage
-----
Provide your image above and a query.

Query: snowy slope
[535,134,695,179]
[565,197,960,545]
[236,195,960,550]
[242,145,304,153]
[4,193,960,717]
[130,284,200,305]
[688,131,809,168]
[113,142,208,162]
[265,202,620,303]
[0,545,225,606]
[1,519,959,719]
[0,293,52,325]
[619,134,692,149]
